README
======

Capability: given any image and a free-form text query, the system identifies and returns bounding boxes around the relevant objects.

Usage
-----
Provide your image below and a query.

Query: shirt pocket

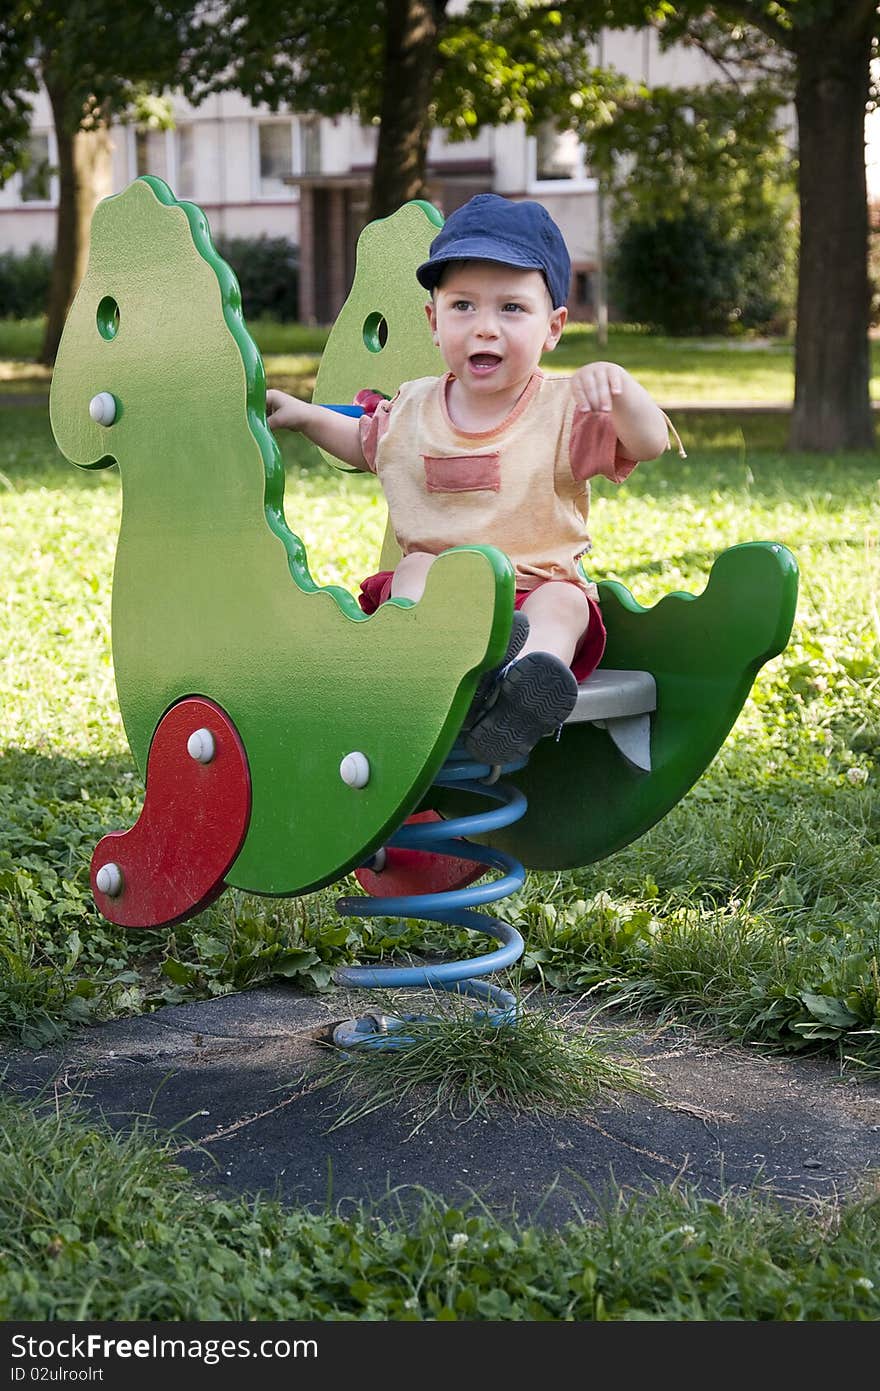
[423,453,501,493]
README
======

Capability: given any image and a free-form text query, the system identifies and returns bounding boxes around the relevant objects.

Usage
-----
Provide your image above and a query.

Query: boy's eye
[502,302,525,313]
[451,299,473,311]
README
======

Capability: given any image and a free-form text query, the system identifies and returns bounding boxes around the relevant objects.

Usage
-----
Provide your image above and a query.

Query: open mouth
[468,353,502,374]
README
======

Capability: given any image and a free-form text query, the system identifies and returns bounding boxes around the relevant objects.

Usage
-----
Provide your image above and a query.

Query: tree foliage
[185,0,389,121]
[0,2,204,361]
[183,1,614,214]
[2,0,876,448]
[184,0,587,123]
[0,2,195,182]
[586,78,793,226]
[433,1,608,132]
[585,78,797,333]
[0,10,35,185]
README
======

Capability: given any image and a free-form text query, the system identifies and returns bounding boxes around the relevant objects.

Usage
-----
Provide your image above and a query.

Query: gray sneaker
[460,610,530,732]
[464,650,578,764]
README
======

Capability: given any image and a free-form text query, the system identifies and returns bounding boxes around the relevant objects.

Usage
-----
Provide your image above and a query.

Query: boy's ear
[544,305,568,352]
[425,299,439,343]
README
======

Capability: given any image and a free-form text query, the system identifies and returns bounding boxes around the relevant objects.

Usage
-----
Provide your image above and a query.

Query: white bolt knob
[368,847,387,872]
[340,751,370,788]
[95,862,123,897]
[187,727,216,763]
[89,391,117,425]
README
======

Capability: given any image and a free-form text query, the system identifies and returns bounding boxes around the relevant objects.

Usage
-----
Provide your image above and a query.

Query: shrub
[214,235,300,321]
[0,244,52,319]
[733,225,796,335]
[0,236,301,324]
[610,210,794,336]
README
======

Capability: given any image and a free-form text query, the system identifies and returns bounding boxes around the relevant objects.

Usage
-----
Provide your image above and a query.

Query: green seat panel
[432,540,799,867]
[49,176,516,896]
[313,199,448,571]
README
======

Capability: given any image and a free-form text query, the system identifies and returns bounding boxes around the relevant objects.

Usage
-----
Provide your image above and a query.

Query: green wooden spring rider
[49,176,799,1047]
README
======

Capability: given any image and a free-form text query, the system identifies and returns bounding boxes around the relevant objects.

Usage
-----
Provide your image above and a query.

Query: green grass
[1,365,879,1320]
[9,313,880,405]
[545,322,803,404]
[0,316,47,360]
[1,398,878,1077]
[2,1092,879,1321]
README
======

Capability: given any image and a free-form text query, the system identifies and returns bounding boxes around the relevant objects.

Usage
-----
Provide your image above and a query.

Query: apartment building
[0,29,776,323]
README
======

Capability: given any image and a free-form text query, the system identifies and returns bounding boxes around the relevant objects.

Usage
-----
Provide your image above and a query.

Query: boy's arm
[265,389,367,470]
[570,363,669,461]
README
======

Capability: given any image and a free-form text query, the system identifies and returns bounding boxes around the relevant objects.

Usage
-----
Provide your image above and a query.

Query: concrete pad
[3,986,878,1227]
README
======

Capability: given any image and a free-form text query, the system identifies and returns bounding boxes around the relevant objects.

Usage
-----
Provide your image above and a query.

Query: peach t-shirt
[359,370,640,594]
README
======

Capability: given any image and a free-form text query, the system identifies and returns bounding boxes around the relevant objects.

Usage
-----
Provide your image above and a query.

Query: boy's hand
[571,361,671,459]
[264,388,367,469]
[266,389,307,430]
[570,362,630,413]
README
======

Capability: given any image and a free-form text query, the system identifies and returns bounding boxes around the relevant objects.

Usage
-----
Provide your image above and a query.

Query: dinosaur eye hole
[362,312,388,353]
[97,297,120,341]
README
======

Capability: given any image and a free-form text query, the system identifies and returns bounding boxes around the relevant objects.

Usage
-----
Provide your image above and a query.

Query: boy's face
[425,261,567,406]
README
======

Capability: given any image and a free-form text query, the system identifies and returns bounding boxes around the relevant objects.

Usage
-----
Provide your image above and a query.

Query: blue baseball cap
[416,193,571,309]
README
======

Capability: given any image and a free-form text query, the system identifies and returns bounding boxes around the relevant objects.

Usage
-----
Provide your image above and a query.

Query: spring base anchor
[332,745,529,1051]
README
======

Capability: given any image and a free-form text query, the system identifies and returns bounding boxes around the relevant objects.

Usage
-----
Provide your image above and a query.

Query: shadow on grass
[0,744,140,799]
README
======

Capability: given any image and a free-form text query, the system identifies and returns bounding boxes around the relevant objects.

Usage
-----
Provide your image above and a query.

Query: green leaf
[161,958,198,986]
[798,992,860,1030]
[273,948,321,976]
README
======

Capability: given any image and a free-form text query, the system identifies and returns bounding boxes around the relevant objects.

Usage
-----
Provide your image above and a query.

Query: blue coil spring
[332,743,529,1049]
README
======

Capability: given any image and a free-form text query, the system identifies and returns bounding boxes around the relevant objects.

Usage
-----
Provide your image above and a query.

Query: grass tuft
[315,991,657,1135]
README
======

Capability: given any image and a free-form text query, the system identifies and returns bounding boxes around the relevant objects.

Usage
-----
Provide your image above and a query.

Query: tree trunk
[41,79,112,366]
[370,0,447,220]
[790,20,875,451]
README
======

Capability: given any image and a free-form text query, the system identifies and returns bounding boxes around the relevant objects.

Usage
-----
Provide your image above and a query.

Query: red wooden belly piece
[91,697,251,928]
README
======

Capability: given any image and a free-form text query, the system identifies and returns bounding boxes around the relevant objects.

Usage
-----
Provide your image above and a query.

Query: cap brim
[416,238,545,293]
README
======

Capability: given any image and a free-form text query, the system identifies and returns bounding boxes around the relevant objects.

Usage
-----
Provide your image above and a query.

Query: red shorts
[357,571,606,683]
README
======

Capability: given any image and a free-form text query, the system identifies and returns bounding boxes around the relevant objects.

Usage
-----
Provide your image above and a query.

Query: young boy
[266,193,672,764]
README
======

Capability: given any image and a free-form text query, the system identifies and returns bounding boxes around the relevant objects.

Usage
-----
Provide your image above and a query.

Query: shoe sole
[464,652,578,764]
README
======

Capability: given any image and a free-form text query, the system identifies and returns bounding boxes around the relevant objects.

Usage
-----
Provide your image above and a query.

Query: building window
[20,133,52,203]
[176,124,196,199]
[300,118,321,175]
[258,121,293,197]
[535,124,581,182]
[136,128,169,181]
[574,269,594,310]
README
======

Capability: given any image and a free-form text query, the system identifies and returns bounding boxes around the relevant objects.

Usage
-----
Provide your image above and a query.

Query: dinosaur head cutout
[50,176,274,489]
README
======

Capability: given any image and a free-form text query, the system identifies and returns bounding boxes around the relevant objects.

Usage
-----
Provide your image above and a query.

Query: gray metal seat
[565,668,657,771]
